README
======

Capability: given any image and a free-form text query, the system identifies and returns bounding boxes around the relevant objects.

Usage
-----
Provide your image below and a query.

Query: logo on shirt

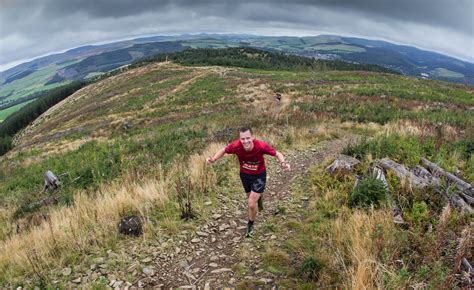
[242,161,259,171]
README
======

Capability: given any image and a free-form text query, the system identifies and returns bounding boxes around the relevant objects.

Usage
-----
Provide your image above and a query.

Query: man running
[206,127,290,237]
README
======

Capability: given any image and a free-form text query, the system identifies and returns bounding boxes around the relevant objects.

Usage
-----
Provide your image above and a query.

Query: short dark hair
[239,126,252,134]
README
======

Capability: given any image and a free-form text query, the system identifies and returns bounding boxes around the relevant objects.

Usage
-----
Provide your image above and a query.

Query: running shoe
[246,223,254,238]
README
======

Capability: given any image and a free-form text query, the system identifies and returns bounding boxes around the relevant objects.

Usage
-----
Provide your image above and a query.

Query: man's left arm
[275,151,291,171]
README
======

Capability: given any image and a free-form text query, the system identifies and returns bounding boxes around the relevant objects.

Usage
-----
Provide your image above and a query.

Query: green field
[0,61,78,102]
[0,100,34,122]
[305,44,366,52]
[430,67,464,78]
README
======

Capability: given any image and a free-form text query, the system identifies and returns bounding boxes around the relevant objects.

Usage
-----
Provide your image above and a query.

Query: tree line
[132,47,400,74]
[0,81,86,156]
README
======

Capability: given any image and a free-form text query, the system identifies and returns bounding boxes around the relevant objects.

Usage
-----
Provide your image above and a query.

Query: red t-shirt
[225,139,277,175]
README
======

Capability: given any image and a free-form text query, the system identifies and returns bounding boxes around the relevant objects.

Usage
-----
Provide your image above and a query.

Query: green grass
[170,74,231,106]
[2,141,123,210]
[342,134,473,180]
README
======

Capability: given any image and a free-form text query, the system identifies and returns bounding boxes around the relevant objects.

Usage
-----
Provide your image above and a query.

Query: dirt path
[129,135,357,288]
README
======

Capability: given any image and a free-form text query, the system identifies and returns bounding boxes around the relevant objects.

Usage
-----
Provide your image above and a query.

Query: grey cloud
[0,0,472,70]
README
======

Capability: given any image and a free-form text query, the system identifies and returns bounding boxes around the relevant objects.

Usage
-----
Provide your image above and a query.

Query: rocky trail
[64,136,357,289]
[138,136,355,289]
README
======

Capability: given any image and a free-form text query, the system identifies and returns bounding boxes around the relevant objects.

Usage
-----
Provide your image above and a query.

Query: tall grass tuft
[331,209,395,289]
[0,168,171,283]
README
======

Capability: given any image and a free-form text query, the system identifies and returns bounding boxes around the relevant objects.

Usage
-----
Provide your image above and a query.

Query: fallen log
[325,154,360,175]
[459,192,474,206]
[421,158,473,196]
[447,193,473,215]
[377,158,431,188]
[29,194,59,209]
[378,158,472,214]
[412,165,440,186]
[420,158,474,209]
[413,165,433,179]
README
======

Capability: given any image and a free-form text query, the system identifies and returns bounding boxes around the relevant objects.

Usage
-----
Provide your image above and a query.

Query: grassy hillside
[0,53,472,288]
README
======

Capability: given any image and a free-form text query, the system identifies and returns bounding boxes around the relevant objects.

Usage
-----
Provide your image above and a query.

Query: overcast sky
[0,0,473,71]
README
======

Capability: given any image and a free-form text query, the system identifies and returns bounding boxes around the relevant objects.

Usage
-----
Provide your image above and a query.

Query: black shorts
[240,171,267,194]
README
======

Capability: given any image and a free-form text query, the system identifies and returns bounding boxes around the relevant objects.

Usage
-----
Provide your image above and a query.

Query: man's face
[239,130,254,151]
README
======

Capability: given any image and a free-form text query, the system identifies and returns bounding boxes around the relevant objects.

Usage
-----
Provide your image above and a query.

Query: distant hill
[46,41,185,84]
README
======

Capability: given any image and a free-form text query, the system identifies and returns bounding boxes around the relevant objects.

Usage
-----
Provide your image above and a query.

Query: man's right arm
[206,147,227,164]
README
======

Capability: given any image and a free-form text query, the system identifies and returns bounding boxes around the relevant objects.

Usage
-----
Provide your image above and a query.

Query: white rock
[113,281,123,288]
[209,263,218,268]
[197,231,209,237]
[219,224,229,231]
[71,277,81,283]
[191,238,201,243]
[259,278,273,284]
[61,267,72,276]
[210,268,232,274]
[142,267,155,276]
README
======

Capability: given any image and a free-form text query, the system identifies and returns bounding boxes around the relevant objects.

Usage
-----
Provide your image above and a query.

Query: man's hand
[206,157,215,165]
[281,162,291,171]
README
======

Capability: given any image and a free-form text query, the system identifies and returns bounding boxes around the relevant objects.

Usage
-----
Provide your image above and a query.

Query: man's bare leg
[248,191,260,221]
[246,191,260,237]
